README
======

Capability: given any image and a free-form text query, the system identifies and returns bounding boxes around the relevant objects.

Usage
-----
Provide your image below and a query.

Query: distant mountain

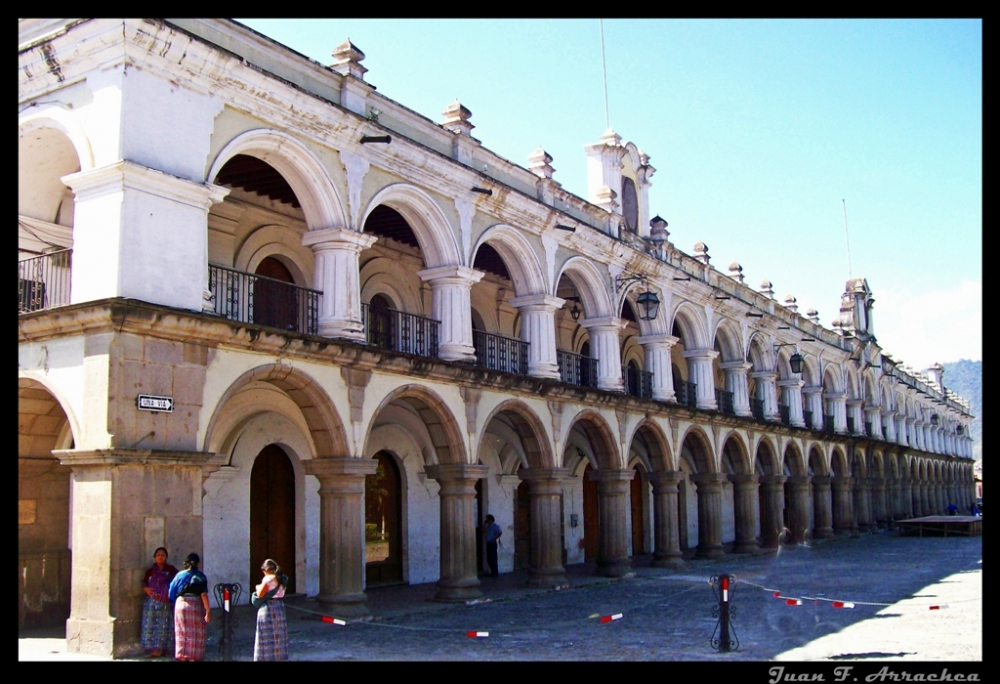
[940,360,982,461]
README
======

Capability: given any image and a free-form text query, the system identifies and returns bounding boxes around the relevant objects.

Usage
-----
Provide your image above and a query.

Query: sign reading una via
[136,394,173,412]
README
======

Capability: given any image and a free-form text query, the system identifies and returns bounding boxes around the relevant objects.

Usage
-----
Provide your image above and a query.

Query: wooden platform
[895,515,982,537]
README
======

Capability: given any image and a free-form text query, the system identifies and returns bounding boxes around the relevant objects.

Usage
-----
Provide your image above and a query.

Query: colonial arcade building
[18,19,976,657]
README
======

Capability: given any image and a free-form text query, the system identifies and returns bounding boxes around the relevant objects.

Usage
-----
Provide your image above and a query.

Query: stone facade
[18,19,976,657]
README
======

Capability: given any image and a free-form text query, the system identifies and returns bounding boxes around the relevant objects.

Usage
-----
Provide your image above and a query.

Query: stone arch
[712,319,744,363]
[555,257,614,320]
[359,255,424,315]
[754,436,781,475]
[363,183,462,269]
[746,331,774,371]
[365,384,468,465]
[808,445,829,476]
[18,373,81,450]
[679,425,716,473]
[472,225,546,297]
[617,280,668,337]
[800,355,821,388]
[719,432,751,474]
[233,224,313,287]
[19,104,94,170]
[564,409,621,470]
[669,301,710,349]
[477,399,553,469]
[822,362,845,393]
[783,441,806,476]
[207,128,348,231]
[203,363,348,458]
[845,363,861,400]
[627,419,673,472]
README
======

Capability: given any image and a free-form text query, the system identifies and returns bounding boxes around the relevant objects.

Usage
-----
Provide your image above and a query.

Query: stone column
[751,371,780,421]
[730,474,760,554]
[759,474,787,548]
[588,469,634,576]
[854,477,872,531]
[55,448,211,658]
[847,399,864,435]
[424,464,489,601]
[899,475,913,518]
[915,478,927,517]
[901,418,914,447]
[721,361,753,417]
[882,410,897,443]
[418,266,485,362]
[865,406,883,439]
[509,294,564,379]
[682,349,720,410]
[810,476,835,539]
[689,473,727,558]
[826,392,848,433]
[873,477,889,528]
[303,458,378,616]
[580,317,627,392]
[778,378,806,427]
[786,475,812,544]
[648,471,684,567]
[636,334,679,402]
[831,476,854,536]
[802,386,824,429]
[517,468,569,588]
[302,228,377,340]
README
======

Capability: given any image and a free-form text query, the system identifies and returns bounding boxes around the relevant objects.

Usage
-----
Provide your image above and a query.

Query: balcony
[675,379,698,408]
[750,397,765,421]
[557,350,598,389]
[18,249,72,313]
[779,404,791,426]
[473,330,528,375]
[846,416,856,434]
[623,367,654,400]
[823,414,835,434]
[715,388,735,415]
[208,264,320,335]
[363,302,439,359]
[803,410,813,429]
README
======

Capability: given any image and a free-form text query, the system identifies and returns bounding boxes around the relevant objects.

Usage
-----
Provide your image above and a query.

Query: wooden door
[583,464,599,561]
[514,475,531,570]
[254,256,296,331]
[250,444,295,592]
[630,468,645,555]
[365,451,403,585]
[475,478,485,574]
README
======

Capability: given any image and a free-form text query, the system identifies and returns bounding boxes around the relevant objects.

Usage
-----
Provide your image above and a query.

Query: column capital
[689,472,728,486]
[802,385,824,396]
[647,470,685,487]
[811,475,832,486]
[681,348,720,361]
[579,316,628,332]
[303,457,378,479]
[720,360,753,372]
[517,467,570,483]
[424,463,490,482]
[729,473,760,489]
[417,265,485,286]
[777,378,805,389]
[53,448,213,468]
[302,226,378,251]
[846,398,864,408]
[635,334,679,347]
[749,370,778,381]
[759,474,788,486]
[587,468,636,483]
[509,294,565,310]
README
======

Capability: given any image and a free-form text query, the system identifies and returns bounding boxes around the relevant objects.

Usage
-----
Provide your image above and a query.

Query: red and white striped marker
[721,576,730,602]
[322,616,347,625]
[223,588,230,612]
[774,591,781,597]
[599,613,624,623]
[466,631,489,638]
[929,605,949,610]
[785,598,802,606]
[832,601,855,609]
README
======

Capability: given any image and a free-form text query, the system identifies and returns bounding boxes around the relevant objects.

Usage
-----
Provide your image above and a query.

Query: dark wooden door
[475,478,485,574]
[514,474,531,570]
[583,464,599,561]
[368,294,396,351]
[630,468,644,555]
[250,444,295,592]
[365,452,403,585]
[254,256,297,331]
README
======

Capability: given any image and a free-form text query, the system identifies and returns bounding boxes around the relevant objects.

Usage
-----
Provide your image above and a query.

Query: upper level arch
[471,224,546,297]
[668,301,710,350]
[362,183,461,269]
[554,256,613,320]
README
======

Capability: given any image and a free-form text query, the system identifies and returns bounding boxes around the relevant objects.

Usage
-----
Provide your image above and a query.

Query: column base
[695,544,725,559]
[596,559,634,578]
[732,540,760,554]
[652,553,685,568]
[527,568,569,589]
[316,591,371,618]
[813,526,835,539]
[66,616,136,658]
[439,345,477,363]
[526,363,561,380]
[318,321,366,341]
[434,579,483,602]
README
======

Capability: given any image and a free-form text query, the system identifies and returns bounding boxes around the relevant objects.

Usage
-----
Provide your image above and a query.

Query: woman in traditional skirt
[253,559,288,661]
[141,547,178,657]
[168,552,211,661]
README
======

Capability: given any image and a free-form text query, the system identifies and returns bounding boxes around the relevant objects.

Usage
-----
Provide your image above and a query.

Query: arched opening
[470,242,526,374]
[629,465,646,555]
[582,463,599,561]
[250,444,297,593]
[366,451,403,586]
[555,271,595,388]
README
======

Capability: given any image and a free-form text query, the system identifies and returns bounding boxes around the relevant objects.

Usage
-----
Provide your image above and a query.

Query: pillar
[802,386,824,429]
[854,477,873,532]
[303,457,378,617]
[778,378,806,427]
[730,474,760,554]
[873,476,889,528]
[689,472,727,558]
[682,349,719,410]
[810,475,835,539]
[517,468,570,588]
[510,294,564,379]
[637,334,678,402]
[899,475,913,518]
[786,475,812,544]
[751,371,780,421]
[865,406,883,439]
[847,399,864,435]
[424,464,489,601]
[883,410,897,443]
[588,469,634,577]
[831,476,854,536]
[826,392,848,433]
[580,317,627,392]
[721,361,752,417]
[302,228,377,340]
[759,474,787,548]
[418,266,485,362]
[648,471,684,567]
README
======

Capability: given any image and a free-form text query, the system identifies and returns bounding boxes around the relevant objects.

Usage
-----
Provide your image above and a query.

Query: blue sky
[236,19,982,371]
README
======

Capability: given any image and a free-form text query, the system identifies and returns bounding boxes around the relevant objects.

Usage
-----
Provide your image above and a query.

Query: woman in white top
[253,558,288,661]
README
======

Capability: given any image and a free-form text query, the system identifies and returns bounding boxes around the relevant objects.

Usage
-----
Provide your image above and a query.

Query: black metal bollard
[710,573,739,652]
[213,583,242,661]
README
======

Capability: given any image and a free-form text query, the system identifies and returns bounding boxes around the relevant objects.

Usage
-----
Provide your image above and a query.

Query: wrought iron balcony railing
[622,367,654,400]
[750,397,765,421]
[208,263,320,335]
[823,414,836,434]
[363,302,439,359]
[557,350,598,389]
[779,404,791,426]
[847,416,856,434]
[19,249,72,313]
[803,410,814,429]
[473,330,528,375]
[715,388,735,415]
[675,379,698,408]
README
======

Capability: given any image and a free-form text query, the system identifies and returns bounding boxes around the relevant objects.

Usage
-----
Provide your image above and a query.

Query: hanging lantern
[636,289,660,321]
[789,352,805,374]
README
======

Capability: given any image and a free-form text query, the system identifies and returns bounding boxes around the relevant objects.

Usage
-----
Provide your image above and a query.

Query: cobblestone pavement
[20,532,982,663]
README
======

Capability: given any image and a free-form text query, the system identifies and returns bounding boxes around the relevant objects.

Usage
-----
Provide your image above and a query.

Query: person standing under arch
[483,514,503,577]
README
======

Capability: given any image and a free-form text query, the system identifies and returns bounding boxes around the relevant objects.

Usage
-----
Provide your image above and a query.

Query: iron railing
[675,379,698,408]
[846,416,856,434]
[779,404,791,426]
[823,414,836,433]
[557,350,598,389]
[473,330,528,375]
[803,410,813,429]
[19,249,72,313]
[363,303,440,359]
[716,388,735,415]
[865,421,873,437]
[750,397,765,421]
[207,264,320,335]
[623,367,654,399]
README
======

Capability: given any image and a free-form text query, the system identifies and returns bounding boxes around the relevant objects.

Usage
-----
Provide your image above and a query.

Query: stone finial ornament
[759,280,774,299]
[728,261,744,283]
[805,307,820,324]
[330,39,367,79]
[441,100,474,136]
[527,147,555,180]
[784,294,798,313]
[693,241,710,265]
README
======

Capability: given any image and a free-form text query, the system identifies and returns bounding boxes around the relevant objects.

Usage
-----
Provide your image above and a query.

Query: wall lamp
[471,187,493,195]
[359,135,391,144]
[774,342,805,373]
[615,273,660,321]
[563,296,582,321]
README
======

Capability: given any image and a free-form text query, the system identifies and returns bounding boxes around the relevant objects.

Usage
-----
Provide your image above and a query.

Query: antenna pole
[600,19,610,130]
[842,199,853,279]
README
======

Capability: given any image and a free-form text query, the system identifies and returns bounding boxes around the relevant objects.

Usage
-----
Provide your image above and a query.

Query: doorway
[254,256,297,330]
[365,451,403,585]
[583,463,599,561]
[250,444,296,592]
[630,467,645,555]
